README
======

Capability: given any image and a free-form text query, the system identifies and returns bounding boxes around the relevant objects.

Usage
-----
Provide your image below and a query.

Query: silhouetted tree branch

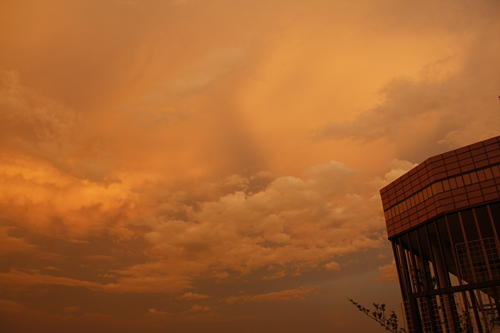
[347,298,406,333]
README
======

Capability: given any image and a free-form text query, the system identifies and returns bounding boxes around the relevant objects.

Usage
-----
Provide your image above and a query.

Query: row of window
[385,164,500,221]
[392,202,500,293]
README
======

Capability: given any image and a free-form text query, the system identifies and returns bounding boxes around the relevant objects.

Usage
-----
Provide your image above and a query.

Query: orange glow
[1,0,500,332]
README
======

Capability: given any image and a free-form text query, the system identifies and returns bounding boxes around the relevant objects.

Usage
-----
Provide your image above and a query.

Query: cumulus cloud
[368,260,398,283]
[0,159,387,295]
[42,266,61,271]
[367,158,417,191]
[112,162,386,293]
[324,261,341,271]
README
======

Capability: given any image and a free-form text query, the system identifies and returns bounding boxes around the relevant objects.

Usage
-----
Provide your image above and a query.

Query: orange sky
[1,1,500,332]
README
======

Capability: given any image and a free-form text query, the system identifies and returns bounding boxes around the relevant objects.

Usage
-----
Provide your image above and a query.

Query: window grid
[456,238,500,284]
[384,164,500,221]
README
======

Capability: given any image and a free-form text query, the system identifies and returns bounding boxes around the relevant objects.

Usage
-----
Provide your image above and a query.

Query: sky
[1,0,500,332]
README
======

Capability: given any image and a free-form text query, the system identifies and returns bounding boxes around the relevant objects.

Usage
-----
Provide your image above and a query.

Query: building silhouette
[381,136,500,333]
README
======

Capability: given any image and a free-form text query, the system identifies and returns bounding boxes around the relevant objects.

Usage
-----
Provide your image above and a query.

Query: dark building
[380,136,500,333]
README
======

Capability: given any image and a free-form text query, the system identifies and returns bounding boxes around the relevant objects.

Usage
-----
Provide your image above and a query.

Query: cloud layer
[1,0,499,332]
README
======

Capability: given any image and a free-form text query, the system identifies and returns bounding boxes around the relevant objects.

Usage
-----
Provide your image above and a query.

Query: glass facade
[381,136,500,333]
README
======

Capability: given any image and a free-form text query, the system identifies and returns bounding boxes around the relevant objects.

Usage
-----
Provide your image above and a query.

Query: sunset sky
[1,1,500,332]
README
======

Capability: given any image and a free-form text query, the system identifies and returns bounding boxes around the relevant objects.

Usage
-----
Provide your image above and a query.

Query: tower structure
[381,136,500,333]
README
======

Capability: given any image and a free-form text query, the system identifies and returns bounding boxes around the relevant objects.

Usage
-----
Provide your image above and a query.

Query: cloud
[304,161,357,197]
[0,268,192,295]
[0,269,103,291]
[43,266,61,271]
[0,298,138,332]
[0,152,139,239]
[175,292,212,301]
[262,269,287,280]
[101,264,196,294]
[142,45,247,105]
[324,261,341,271]
[61,306,80,314]
[0,227,36,254]
[315,72,500,163]
[314,2,500,163]
[119,162,386,292]
[3,2,498,331]
[0,71,120,185]
[83,255,115,261]
[368,260,398,283]
[0,299,27,315]
[144,305,247,323]
[225,286,319,304]
[0,158,389,295]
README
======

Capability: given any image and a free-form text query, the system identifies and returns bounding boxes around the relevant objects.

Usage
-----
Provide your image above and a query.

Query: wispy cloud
[225,286,319,304]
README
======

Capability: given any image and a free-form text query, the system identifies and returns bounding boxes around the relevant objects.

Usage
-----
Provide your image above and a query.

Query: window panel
[477,170,486,182]
[463,174,471,185]
[493,165,500,178]
[470,172,478,183]
[474,206,494,240]
[460,210,480,242]
[447,213,465,245]
[449,178,457,189]
[488,203,500,240]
